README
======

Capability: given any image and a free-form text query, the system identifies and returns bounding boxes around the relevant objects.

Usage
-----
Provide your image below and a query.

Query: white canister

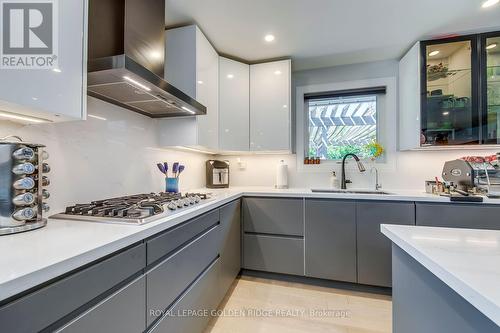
[275,160,288,189]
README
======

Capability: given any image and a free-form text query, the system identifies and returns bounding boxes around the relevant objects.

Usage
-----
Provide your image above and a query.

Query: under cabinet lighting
[428,50,440,57]
[123,76,151,91]
[482,0,499,8]
[264,34,275,42]
[486,43,498,50]
[173,146,216,154]
[181,106,195,114]
[0,111,48,123]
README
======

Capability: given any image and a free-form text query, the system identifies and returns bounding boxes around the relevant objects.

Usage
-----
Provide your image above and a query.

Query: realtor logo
[0,0,58,69]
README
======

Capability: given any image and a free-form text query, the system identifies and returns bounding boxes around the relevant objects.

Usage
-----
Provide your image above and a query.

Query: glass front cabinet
[483,32,500,144]
[398,31,500,149]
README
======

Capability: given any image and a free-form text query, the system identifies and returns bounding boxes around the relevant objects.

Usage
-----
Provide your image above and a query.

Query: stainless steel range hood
[87,0,206,118]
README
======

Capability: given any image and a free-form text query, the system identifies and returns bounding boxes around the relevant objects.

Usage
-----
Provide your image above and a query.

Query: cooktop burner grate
[52,192,212,225]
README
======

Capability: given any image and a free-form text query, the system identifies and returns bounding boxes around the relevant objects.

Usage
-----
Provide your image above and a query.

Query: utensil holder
[165,177,179,193]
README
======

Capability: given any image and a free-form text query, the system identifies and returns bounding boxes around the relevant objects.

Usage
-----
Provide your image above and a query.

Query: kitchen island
[382,224,500,332]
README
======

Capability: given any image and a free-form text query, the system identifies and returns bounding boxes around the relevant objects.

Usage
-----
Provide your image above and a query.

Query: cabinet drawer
[243,234,304,276]
[149,258,220,333]
[416,203,500,230]
[147,209,219,264]
[56,276,146,333]
[147,224,220,326]
[243,197,303,236]
[0,243,146,333]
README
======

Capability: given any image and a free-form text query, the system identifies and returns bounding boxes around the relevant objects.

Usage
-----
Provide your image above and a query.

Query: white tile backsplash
[0,97,210,213]
[218,149,499,191]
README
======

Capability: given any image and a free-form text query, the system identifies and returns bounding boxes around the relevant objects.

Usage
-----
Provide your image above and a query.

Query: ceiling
[165,0,500,71]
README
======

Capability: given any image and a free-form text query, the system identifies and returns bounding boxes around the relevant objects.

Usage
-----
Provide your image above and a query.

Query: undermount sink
[311,189,393,195]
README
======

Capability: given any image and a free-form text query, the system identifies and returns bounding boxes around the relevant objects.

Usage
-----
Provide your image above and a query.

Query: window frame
[295,77,397,172]
[304,92,382,161]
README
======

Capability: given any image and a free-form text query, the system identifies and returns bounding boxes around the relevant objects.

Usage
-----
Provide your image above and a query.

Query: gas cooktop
[51,192,213,225]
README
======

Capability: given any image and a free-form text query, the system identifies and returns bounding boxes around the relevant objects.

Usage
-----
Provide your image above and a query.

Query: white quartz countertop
[1,186,499,303]
[381,224,500,327]
[211,186,500,204]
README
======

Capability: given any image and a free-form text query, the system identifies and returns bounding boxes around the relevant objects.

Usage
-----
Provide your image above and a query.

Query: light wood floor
[204,275,392,333]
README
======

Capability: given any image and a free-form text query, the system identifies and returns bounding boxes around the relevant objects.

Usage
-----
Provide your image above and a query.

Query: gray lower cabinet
[243,234,304,275]
[147,209,220,265]
[2,202,244,333]
[305,199,356,283]
[219,200,241,301]
[356,201,415,287]
[149,258,221,333]
[243,197,304,236]
[146,223,220,326]
[0,243,146,333]
[416,203,500,230]
[56,276,146,333]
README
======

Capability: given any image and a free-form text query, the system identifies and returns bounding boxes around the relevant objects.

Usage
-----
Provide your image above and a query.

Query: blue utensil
[157,163,166,175]
[172,162,179,177]
[163,162,169,177]
[177,165,185,178]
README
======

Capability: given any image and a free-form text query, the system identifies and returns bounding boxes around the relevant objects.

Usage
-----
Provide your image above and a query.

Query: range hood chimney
[87,0,206,117]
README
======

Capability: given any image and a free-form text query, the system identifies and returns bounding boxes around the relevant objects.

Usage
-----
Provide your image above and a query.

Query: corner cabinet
[250,59,291,151]
[219,57,250,151]
[159,24,291,153]
[399,30,500,149]
[159,25,219,150]
[0,0,87,122]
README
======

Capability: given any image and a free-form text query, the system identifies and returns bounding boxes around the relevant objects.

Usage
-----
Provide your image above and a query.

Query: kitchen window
[304,87,385,160]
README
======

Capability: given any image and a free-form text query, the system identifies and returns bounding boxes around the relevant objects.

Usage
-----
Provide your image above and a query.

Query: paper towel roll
[276,160,288,189]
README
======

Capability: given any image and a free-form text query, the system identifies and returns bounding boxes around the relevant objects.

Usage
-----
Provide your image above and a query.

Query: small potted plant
[364,141,385,161]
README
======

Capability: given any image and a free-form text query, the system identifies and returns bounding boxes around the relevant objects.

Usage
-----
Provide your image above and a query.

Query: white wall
[0,97,209,213]
[217,60,498,191]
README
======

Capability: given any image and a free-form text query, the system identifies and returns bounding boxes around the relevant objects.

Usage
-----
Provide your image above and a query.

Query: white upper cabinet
[0,0,87,122]
[159,25,219,150]
[250,59,291,151]
[219,57,249,151]
[398,42,422,150]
